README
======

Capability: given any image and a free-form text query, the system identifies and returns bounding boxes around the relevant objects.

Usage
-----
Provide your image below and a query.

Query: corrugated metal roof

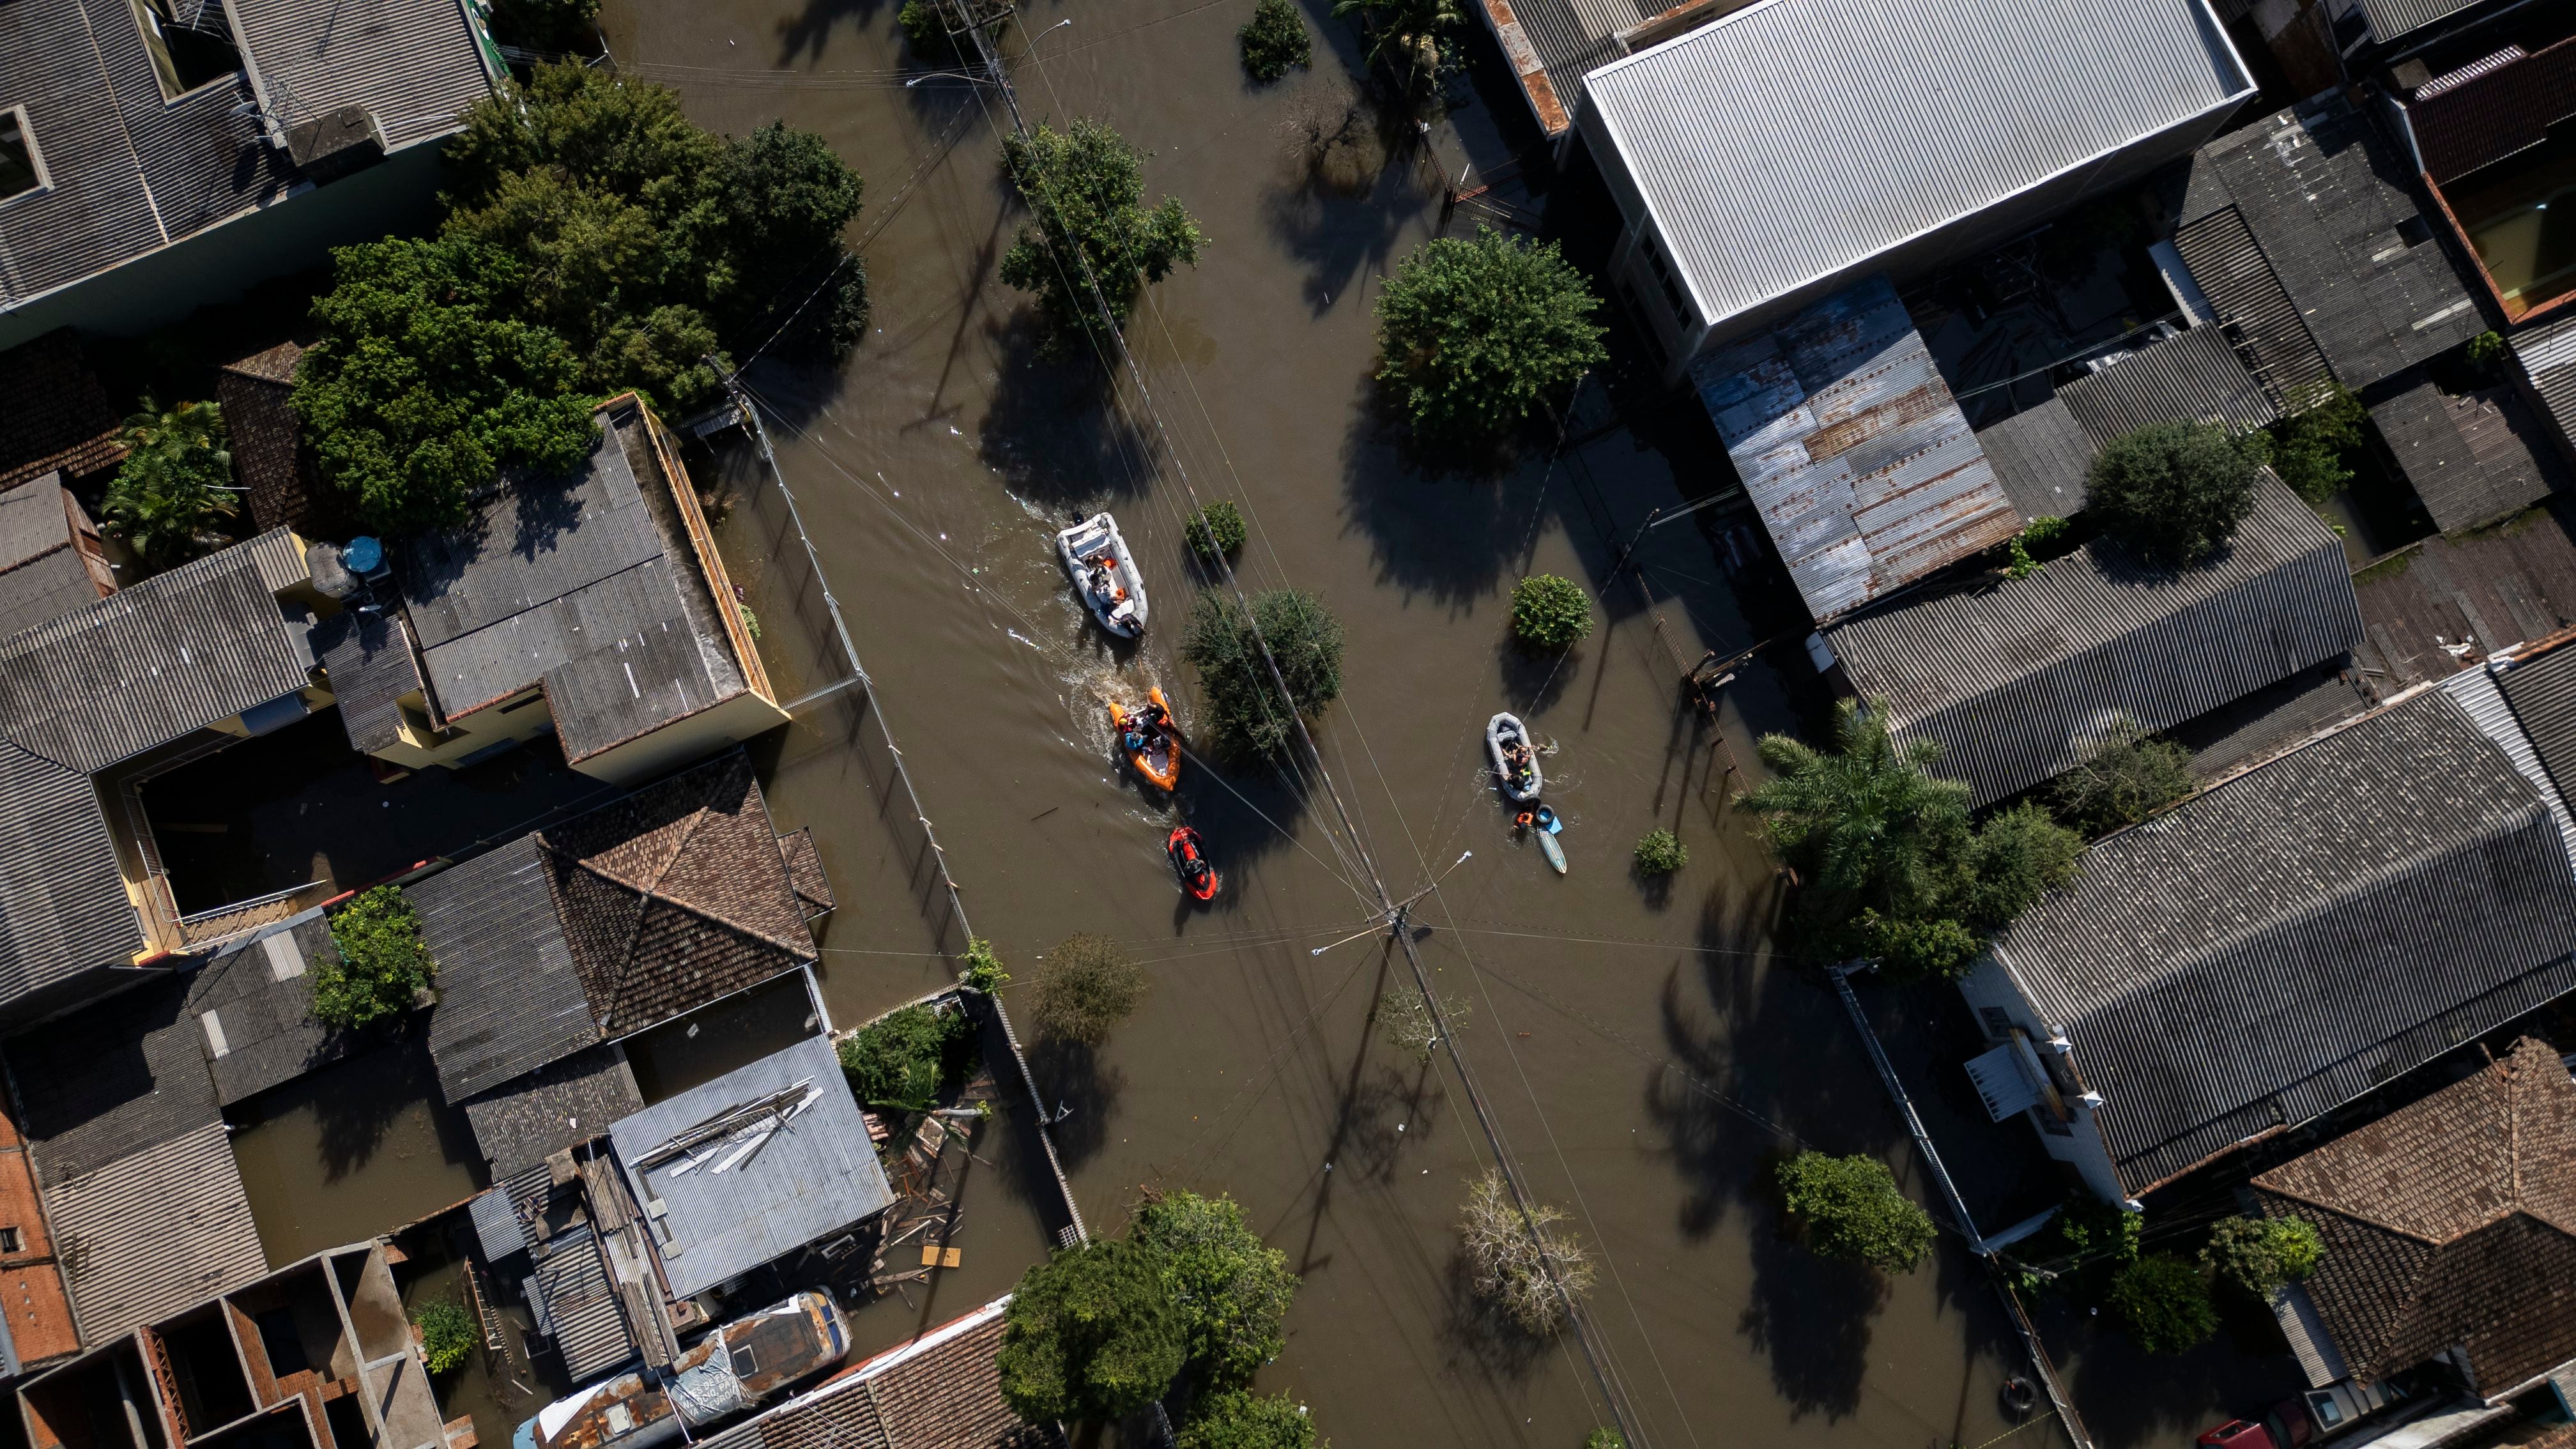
[0,742,135,1003]
[1989,686,2576,1195]
[526,1221,638,1380]
[310,607,425,755]
[188,913,362,1108]
[12,975,222,1183]
[0,529,312,774]
[1694,275,2018,620]
[2369,375,2565,533]
[609,1034,893,1300]
[2516,312,2576,457]
[46,1122,267,1344]
[0,0,295,310]
[1827,473,2360,806]
[2176,98,2486,394]
[1579,0,2252,334]
[417,836,599,1102]
[2361,0,2490,43]
[227,0,494,152]
[2496,640,2576,816]
[1976,400,2094,521]
[2057,325,2280,442]
[2442,664,2576,863]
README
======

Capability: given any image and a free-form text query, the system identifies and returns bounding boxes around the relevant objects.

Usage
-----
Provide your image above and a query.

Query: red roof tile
[0,332,124,492]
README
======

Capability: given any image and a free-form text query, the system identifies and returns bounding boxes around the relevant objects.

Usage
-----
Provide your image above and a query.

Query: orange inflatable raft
[1111,686,1182,790]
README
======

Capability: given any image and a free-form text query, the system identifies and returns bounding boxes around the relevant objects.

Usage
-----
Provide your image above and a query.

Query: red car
[2198,1422,2277,1449]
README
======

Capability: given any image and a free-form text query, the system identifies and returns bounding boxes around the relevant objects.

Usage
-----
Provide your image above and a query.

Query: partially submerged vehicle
[1059,512,1147,637]
[1487,713,1542,802]
[1112,686,1181,790]
[514,1292,850,1449]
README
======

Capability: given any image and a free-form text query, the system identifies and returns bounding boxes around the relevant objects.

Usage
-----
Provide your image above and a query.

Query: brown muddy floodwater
[580,1,2095,1444]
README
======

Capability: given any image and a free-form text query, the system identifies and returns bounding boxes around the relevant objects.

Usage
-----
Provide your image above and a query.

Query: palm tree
[102,396,238,570]
[1331,0,1462,91]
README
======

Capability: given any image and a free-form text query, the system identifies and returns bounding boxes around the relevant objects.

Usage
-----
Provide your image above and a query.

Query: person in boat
[1140,700,1169,734]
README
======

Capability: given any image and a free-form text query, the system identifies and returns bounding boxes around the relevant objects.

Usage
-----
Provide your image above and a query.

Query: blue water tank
[342,535,385,574]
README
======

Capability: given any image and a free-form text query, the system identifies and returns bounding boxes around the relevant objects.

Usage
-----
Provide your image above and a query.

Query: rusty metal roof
[1693,275,2018,621]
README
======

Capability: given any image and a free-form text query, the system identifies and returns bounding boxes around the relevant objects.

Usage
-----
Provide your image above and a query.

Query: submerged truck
[514,1291,850,1449]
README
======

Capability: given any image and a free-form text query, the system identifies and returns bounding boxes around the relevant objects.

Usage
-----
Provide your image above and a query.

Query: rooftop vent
[286,105,386,185]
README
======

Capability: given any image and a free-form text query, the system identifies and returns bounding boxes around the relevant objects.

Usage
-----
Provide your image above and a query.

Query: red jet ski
[1167,825,1218,901]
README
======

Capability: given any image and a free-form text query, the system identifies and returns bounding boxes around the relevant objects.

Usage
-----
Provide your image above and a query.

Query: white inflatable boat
[1487,712,1542,802]
[1057,512,1147,638]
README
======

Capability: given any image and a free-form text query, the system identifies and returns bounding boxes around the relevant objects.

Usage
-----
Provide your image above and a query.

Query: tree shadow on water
[1340,377,1553,607]
[772,0,897,68]
[1260,77,1433,316]
[1738,1206,1887,1422]
[1023,1035,1125,1172]
[977,312,1160,509]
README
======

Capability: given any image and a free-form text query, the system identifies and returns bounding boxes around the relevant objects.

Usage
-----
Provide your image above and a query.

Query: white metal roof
[1583,0,2255,333]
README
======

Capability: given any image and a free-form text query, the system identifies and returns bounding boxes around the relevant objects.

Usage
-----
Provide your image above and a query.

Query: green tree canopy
[1737,702,2081,978]
[1177,1391,1321,1449]
[2201,1215,2324,1298]
[2253,383,2366,506]
[1509,574,1592,650]
[441,65,868,404]
[314,886,438,1029]
[103,396,236,569]
[2107,1255,2218,1355]
[999,119,1204,354]
[1775,1151,1936,1273]
[1373,226,1604,441]
[999,1238,1187,1423]
[294,236,599,535]
[838,1002,968,1112]
[1181,588,1345,759]
[1131,1191,1298,1386]
[1237,0,1312,82]
[2051,717,2195,837]
[2086,421,2259,568]
[412,1300,476,1374]
[1330,0,1461,89]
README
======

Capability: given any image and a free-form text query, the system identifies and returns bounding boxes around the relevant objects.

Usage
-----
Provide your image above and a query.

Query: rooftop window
[128,0,241,100]
[0,109,41,201]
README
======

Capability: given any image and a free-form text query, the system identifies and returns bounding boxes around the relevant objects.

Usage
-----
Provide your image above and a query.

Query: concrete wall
[0,142,447,352]
[1956,956,2133,1207]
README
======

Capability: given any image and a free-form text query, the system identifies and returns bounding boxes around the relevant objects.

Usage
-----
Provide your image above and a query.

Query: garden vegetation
[1186,500,1248,562]
[2085,421,2259,568]
[313,886,436,1029]
[1632,829,1685,877]
[1508,574,1591,650]
[1738,702,2080,979]
[1180,588,1345,759]
[412,1299,476,1374]
[1775,1150,1935,1273]
[1178,1391,1319,1449]
[999,119,1204,354]
[837,1002,969,1112]
[103,396,236,568]
[1237,0,1312,82]
[1029,933,1149,1045]
[2201,1215,2323,1298]
[2106,1254,2218,1355]
[2051,716,2196,837]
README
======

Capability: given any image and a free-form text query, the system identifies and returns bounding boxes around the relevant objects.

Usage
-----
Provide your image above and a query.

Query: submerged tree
[1737,701,2079,979]
[1181,588,1345,759]
[1331,0,1461,90]
[1775,1151,1935,1274]
[999,119,1204,354]
[1029,933,1148,1045]
[1177,1390,1321,1449]
[1237,0,1312,82]
[2107,1255,2218,1355]
[1374,227,1604,443]
[998,1238,1187,1423]
[1377,986,1468,1062]
[102,396,236,569]
[1457,1170,1593,1335]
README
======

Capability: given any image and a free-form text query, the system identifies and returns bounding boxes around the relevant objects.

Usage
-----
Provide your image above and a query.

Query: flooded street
[591,0,2073,1444]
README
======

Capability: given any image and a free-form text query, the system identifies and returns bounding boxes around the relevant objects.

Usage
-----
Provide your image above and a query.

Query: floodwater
[586,0,2111,1443]
[231,1029,487,1264]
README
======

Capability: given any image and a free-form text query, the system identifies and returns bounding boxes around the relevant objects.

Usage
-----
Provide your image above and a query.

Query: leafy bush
[1132,1191,1298,1386]
[2201,1216,2324,1298]
[103,397,236,569]
[2051,717,2195,836]
[1374,227,1604,441]
[2257,383,2366,505]
[2466,330,2509,377]
[1775,1151,1935,1273]
[1029,933,1147,1045]
[1179,1390,1319,1449]
[2005,1193,2140,1297]
[1331,0,1461,89]
[1238,0,1312,82]
[441,65,870,400]
[1458,1170,1592,1335]
[1738,702,2081,979]
[314,887,437,1029]
[898,0,960,60]
[1187,500,1248,561]
[2107,1255,2218,1355]
[487,0,598,50]
[999,119,1204,354]
[1377,987,1466,1062]
[960,936,1009,993]
[295,236,599,534]
[1584,1432,1629,1449]
[1510,574,1592,650]
[999,1239,1186,1423]
[838,1003,967,1111]
[413,1299,476,1374]
[1181,588,1345,759]
[1632,829,1685,877]
[2021,515,2073,556]
[2086,421,2258,568]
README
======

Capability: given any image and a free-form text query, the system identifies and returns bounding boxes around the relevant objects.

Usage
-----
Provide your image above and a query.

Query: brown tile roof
[2253,1037,2576,1396]
[216,341,332,537]
[0,332,125,492]
[535,752,816,1037]
[776,829,833,919]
